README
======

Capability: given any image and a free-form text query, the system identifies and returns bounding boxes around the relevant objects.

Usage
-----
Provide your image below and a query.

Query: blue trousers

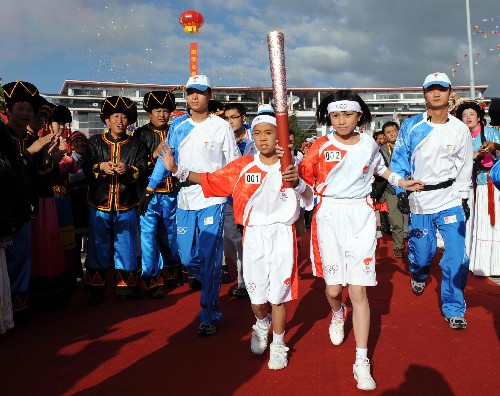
[177,204,225,324]
[408,205,468,318]
[5,221,31,309]
[87,207,138,272]
[140,192,179,277]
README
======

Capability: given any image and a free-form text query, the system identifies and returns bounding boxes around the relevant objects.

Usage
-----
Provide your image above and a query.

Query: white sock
[333,305,344,320]
[256,315,270,329]
[273,331,285,344]
[356,347,368,361]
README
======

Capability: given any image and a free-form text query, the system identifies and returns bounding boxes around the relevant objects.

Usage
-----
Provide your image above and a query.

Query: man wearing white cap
[390,72,473,329]
[145,75,240,336]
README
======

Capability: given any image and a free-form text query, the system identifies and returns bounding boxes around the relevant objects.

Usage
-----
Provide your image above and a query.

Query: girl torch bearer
[267,31,292,188]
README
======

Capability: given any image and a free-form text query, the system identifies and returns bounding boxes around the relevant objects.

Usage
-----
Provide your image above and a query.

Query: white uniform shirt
[201,154,302,226]
[391,112,472,214]
[299,133,387,199]
[148,114,240,210]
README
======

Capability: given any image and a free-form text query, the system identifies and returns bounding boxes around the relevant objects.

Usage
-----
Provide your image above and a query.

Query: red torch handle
[267,31,292,189]
[276,113,292,188]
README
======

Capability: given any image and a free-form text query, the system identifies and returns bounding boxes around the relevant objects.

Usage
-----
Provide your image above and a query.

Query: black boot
[115,271,142,300]
[88,291,104,306]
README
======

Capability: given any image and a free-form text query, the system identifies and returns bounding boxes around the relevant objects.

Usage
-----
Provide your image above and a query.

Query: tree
[288,113,309,150]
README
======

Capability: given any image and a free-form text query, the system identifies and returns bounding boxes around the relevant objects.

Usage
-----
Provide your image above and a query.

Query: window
[85,111,108,135]
[360,93,374,100]
[377,94,400,100]
[73,89,90,96]
[137,114,150,127]
[72,89,103,96]
[403,93,422,99]
[107,89,136,97]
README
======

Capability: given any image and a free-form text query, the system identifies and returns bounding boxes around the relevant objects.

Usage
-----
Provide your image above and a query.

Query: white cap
[423,72,451,89]
[256,104,275,115]
[186,75,212,91]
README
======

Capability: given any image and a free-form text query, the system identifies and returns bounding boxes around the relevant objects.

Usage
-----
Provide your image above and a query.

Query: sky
[1,0,499,96]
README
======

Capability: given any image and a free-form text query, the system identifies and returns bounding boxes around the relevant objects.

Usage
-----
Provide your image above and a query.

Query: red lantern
[179,10,204,34]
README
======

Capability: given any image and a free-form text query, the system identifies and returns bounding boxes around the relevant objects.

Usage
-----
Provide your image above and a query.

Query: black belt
[176,180,196,189]
[422,179,455,191]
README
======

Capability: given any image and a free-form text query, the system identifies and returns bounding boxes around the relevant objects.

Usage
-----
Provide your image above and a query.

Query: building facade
[45,79,489,137]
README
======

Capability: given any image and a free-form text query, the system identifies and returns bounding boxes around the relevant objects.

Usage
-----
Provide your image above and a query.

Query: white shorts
[311,197,377,287]
[243,223,298,305]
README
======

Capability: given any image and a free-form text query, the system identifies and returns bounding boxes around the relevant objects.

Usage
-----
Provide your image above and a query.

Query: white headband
[251,114,277,130]
[327,100,362,114]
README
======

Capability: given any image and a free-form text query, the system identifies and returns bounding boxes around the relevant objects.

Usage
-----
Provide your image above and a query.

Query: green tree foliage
[288,113,309,150]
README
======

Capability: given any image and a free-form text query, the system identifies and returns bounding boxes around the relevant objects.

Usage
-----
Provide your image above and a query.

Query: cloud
[1,0,499,96]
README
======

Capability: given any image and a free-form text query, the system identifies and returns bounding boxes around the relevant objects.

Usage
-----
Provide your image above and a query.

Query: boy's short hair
[373,130,384,140]
[224,102,246,116]
[381,121,399,133]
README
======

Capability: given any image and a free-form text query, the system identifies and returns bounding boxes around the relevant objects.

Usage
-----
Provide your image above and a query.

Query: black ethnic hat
[143,91,176,113]
[37,96,54,117]
[489,98,500,127]
[100,96,137,125]
[2,81,41,112]
[209,100,225,117]
[51,105,72,124]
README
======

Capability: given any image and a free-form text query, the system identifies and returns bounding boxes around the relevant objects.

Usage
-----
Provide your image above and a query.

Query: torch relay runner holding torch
[158,110,313,370]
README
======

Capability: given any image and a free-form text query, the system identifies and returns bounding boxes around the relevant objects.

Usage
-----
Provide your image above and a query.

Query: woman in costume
[456,101,500,277]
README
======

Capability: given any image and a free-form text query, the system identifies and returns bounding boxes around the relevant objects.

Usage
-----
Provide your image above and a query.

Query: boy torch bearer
[267,31,292,188]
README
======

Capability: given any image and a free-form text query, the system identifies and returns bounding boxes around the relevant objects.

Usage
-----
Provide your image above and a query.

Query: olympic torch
[267,31,292,188]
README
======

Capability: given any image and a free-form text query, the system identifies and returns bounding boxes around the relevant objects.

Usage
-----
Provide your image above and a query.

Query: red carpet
[1,233,499,396]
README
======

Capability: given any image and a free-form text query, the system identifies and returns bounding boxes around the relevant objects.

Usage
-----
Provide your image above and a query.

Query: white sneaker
[268,342,289,370]
[250,316,271,355]
[329,303,346,346]
[353,358,376,391]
